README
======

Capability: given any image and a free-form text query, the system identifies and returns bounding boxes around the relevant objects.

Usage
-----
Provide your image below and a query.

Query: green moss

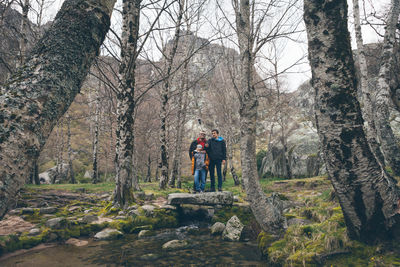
[257,231,276,256]
[212,205,254,225]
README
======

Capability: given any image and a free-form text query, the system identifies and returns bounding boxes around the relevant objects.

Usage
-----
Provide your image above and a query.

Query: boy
[191,144,209,193]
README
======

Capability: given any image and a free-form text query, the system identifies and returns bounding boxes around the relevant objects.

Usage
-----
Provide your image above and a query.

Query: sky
[24,0,391,92]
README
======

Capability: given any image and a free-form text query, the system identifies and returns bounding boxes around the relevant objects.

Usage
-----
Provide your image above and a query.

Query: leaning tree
[0,0,116,219]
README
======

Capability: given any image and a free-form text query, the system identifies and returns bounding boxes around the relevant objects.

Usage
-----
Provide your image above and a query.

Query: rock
[8,209,21,215]
[68,206,81,212]
[127,204,138,211]
[28,228,41,236]
[167,192,234,206]
[47,233,58,242]
[99,193,110,199]
[45,217,67,229]
[65,238,88,247]
[233,196,239,202]
[82,214,98,224]
[179,205,214,221]
[162,239,188,250]
[140,253,159,260]
[84,209,93,214]
[128,209,141,217]
[138,230,153,238]
[115,216,127,220]
[40,207,57,214]
[90,217,114,225]
[210,222,225,235]
[84,170,94,178]
[39,163,69,184]
[287,218,312,226]
[222,215,244,242]
[21,208,35,214]
[140,205,155,216]
[160,204,177,210]
[94,228,123,240]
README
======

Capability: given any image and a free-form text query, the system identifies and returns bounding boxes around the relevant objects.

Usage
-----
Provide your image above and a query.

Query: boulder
[94,228,123,240]
[210,222,225,235]
[21,208,35,214]
[39,163,69,184]
[28,228,41,236]
[222,215,244,242]
[167,192,233,206]
[45,217,67,229]
[287,218,312,226]
[162,239,188,250]
[138,230,153,238]
[84,170,94,178]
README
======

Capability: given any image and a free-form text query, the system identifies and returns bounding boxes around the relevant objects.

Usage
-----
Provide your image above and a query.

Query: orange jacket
[191,151,209,175]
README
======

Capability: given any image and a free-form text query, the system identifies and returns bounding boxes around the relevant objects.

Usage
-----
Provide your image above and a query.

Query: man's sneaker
[218,188,222,192]
[200,190,204,193]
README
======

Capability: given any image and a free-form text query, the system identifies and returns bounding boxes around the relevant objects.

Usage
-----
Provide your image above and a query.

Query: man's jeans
[209,159,222,190]
[194,169,206,192]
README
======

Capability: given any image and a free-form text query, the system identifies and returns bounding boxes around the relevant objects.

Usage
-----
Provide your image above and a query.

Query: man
[207,129,226,192]
[189,131,207,160]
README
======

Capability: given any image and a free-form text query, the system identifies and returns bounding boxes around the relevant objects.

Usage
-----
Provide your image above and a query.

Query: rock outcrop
[94,228,123,240]
[39,164,69,184]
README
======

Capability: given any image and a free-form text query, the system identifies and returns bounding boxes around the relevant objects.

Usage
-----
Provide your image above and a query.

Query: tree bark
[374,0,400,176]
[0,0,115,219]
[235,0,285,235]
[304,0,400,243]
[352,0,385,166]
[159,0,184,190]
[19,0,30,65]
[113,0,141,207]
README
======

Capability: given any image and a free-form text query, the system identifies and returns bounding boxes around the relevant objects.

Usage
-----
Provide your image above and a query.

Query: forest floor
[1,176,400,266]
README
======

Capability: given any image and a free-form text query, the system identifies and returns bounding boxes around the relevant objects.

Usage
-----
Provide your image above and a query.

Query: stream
[0,223,266,266]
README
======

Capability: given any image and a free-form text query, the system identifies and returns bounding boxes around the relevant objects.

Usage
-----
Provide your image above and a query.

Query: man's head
[211,129,219,138]
[196,144,203,151]
[199,130,206,139]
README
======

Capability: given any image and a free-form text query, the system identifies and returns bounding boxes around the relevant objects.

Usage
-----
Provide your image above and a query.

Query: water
[0,224,266,266]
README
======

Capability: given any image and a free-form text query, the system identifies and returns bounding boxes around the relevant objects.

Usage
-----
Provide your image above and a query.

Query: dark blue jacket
[207,137,226,161]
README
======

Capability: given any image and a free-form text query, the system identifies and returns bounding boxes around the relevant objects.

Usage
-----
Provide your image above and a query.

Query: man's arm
[189,141,195,159]
[222,140,227,161]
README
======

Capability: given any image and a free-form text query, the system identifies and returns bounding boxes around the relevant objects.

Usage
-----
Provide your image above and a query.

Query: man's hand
[222,160,226,165]
[205,143,209,148]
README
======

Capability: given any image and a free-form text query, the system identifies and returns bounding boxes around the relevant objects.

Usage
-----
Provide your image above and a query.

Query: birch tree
[352,0,385,166]
[373,0,400,176]
[0,0,116,219]
[304,0,400,242]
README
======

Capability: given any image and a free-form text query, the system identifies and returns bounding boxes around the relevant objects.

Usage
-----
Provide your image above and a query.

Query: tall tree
[232,0,287,234]
[113,0,141,207]
[0,0,116,219]
[373,0,400,176]
[159,0,184,189]
[352,0,385,166]
[304,0,400,242]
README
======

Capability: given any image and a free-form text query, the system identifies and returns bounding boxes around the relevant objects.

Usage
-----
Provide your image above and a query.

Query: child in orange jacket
[191,144,209,193]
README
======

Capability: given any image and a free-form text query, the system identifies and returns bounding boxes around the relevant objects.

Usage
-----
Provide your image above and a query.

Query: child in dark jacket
[191,144,209,193]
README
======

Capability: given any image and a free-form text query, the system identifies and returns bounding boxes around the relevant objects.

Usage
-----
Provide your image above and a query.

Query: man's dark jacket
[207,137,226,161]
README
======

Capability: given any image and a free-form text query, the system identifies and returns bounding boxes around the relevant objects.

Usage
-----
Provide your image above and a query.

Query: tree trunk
[159,0,184,190]
[352,0,385,166]
[113,0,141,207]
[304,0,400,243]
[145,154,151,182]
[92,89,100,184]
[67,115,75,184]
[29,159,39,185]
[235,0,285,235]
[19,0,29,65]
[373,0,400,176]
[0,0,115,219]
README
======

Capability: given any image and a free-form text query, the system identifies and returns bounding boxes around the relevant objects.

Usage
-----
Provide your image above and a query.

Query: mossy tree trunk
[0,0,115,219]
[304,0,400,243]
[113,0,141,207]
